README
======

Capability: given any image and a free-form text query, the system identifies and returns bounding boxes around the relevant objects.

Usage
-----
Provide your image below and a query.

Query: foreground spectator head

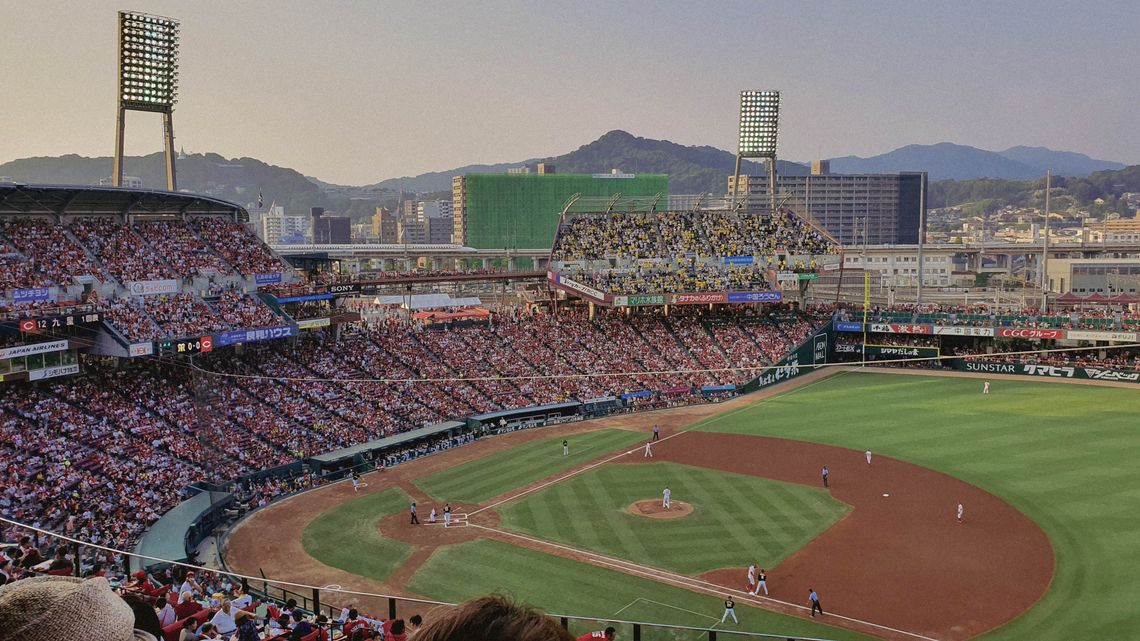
[414,594,573,641]
[0,575,157,640]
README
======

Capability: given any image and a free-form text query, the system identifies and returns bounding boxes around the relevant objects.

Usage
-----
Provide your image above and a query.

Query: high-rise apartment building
[728,170,926,246]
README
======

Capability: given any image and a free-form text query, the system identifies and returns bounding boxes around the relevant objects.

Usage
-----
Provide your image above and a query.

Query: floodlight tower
[733,90,780,213]
[113,11,180,191]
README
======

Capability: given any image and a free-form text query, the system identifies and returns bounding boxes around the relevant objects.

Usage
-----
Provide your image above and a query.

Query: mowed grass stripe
[695,371,1140,641]
[415,429,646,504]
[499,462,848,575]
[301,487,413,583]
[408,539,874,641]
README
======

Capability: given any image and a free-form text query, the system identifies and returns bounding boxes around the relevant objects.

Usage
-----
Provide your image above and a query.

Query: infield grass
[301,487,413,582]
[695,371,1140,641]
[414,428,646,504]
[408,539,874,641]
[500,462,848,575]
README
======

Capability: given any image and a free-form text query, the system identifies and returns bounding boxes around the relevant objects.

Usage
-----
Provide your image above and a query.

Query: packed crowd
[69,218,177,284]
[135,220,236,278]
[0,307,822,553]
[192,217,288,277]
[214,291,283,330]
[0,218,106,286]
[562,264,772,294]
[857,304,1140,330]
[552,208,836,261]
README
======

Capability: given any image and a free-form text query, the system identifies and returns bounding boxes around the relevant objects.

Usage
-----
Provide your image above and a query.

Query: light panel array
[738,90,780,158]
[119,11,179,110]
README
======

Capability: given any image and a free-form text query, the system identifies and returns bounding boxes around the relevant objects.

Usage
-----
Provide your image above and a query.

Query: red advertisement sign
[997,328,1064,339]
[19,319,35,332]
[200,336,214,353]
[669,292,728,305]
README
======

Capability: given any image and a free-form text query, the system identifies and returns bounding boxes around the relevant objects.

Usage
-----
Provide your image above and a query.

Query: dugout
[132,490,233,572]
[306,420,470,475]
[468,401,582,433]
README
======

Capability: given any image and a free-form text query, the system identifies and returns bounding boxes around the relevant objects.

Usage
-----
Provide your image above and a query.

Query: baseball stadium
[3,10,1140,641]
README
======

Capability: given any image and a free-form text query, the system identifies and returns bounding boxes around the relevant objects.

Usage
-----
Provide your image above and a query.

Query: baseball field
[225,369,1140,641]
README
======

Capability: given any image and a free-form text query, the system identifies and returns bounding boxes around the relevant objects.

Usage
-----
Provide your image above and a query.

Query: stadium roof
[0,183,248,220]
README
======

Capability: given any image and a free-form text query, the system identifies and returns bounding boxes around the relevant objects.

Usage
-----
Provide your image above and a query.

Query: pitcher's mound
[627,499,693,519]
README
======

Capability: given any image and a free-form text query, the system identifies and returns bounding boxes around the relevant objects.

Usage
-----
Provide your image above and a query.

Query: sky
[1,0,1137,185]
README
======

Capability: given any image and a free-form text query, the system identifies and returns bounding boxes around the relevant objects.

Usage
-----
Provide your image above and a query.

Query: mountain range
[0,132,1129,217]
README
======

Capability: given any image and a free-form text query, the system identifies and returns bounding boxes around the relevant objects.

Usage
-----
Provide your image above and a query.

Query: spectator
[0,575,159,641]
[412,594,573,641]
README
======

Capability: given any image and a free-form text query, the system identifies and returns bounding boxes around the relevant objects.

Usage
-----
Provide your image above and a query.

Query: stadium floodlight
[732,90,781,212]
[113,10,181,191]
[737,90,780,159]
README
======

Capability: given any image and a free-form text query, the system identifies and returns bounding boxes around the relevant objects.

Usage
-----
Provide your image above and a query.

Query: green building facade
[454,173,668,249]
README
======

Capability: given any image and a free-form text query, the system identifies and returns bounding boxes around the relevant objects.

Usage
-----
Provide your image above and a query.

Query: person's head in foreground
[0,575,158,640]
[413,594,574,641]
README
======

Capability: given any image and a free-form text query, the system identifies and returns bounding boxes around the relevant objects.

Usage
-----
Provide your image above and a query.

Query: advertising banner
[798,273,819,281]
[255,273,283,285]
[933,325,995,337]
[18,311,101,334]
[723,256,755,265]
[553,275,607,302]
[276,293,334,304]
[996,328,1063,340]
[28,363,80,381]
[835,322,863,332]
[128,279,179,296]
[129,342,154,357]
[870,323,933,335]
[296,318,332,330]
[776,271,798,282]
[726,291,782,303]
[670,292,728,305]
[954,359,1140,383]
[0,340,69,360]
[612,294,667,307]
[834,344,940,359]
[327,283,361,296]
[215,325,297,347]
[12,287,52,303]
[1065,330,1138,342]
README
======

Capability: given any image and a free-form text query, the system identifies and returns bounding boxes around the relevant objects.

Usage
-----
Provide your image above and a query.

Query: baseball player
[808,588,823,617]
[662,487,671,509]
[754,568,769,595]
[351,472,361,493]
[821,466,829,488]
[409,502,419,525]
[563,440,569,456]
[652,424,660,441]
[444,503,452,526]
[643,441,653,458]
[746,564,756,592]
[957,502,964,524]
[429,507,437,523]
[865,450,872,466]
[983,381,990,394]
[721,597,737,623]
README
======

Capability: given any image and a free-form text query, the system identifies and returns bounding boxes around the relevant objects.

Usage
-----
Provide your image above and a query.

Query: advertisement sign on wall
[726,291,782,303]
[0,340,69,360]
[933,325,995,337]
[669,292,728,305]
[215,325,297,347]
[1065,330,1138,342]
[128,279,179,296]
[12,288,52,303]
[28,363,80,381]
[996,328,1064,340]
[255,273,283,285]
[129,342,154,357]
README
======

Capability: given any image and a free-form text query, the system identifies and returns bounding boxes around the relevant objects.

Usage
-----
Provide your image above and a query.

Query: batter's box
[445,513,469,528]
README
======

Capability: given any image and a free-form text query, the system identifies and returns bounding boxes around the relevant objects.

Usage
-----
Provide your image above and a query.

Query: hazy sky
[2,0,1136,185]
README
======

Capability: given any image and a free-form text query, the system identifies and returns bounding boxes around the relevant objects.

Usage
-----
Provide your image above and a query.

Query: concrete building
[100,176,143,189]
[841,245,958,288]
[416,199,452,221]
[728,170,927,246]
[1046,258,1140,296]
[372,207,399,243]
[398,220,428,244]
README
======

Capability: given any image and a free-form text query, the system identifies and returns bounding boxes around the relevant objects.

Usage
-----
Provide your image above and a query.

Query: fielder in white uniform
[429,508,437,523]
[643,441,653,458]
[983,381,990,394]
[865,450,873,466]
[662,487,671,509]
[746,564,756,592]
[957,502,964,523]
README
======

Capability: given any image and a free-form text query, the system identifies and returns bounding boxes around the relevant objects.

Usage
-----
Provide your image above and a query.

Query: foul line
[469,520,938,641]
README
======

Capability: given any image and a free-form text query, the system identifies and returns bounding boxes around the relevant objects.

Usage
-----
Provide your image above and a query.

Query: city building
[416,199,452,221]
[841,245,959,288]
[1105,218,1140,242]
[452,172,669,249]
[1046,258,1140,295]
[398,220,427,244]
[99,175,143,189]
[728,170,927,246]
[372,206,399,243]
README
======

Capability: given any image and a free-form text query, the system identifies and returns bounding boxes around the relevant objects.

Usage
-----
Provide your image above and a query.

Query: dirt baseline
[627,499,693,519]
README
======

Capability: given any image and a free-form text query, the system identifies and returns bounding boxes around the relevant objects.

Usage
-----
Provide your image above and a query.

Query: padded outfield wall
[458,173,668,249]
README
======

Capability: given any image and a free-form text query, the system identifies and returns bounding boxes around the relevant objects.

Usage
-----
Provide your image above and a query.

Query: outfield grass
[415,428,647,504]
[499,462,848,575]
[695,371,1140,641]
[407,539,874,641]
[301,487,413,582]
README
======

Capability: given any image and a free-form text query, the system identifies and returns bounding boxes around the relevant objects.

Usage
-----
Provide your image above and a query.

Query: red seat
[191,609,210,624]
[46,569,73,576]
[161,621,183,641]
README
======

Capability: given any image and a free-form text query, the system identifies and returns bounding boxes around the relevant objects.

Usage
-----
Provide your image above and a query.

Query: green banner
[612,294,667,307]
[797,273,819,281]
[834,344,940,359]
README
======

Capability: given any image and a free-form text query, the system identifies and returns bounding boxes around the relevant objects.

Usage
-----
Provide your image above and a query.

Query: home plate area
[429,513,469,528]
